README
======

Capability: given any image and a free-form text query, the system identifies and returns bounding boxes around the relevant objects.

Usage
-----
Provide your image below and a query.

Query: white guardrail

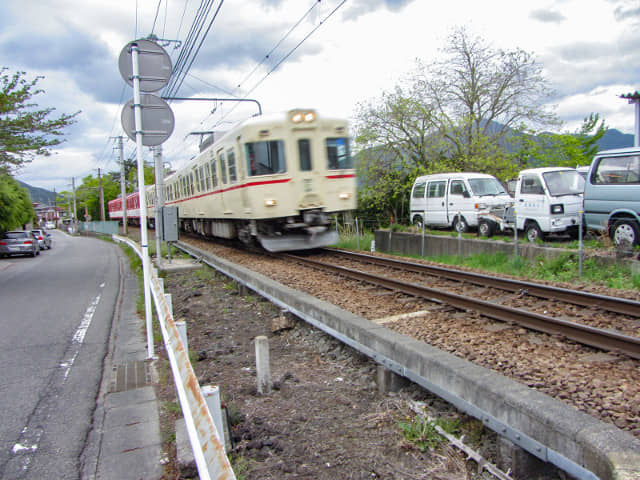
[113,235,236,480]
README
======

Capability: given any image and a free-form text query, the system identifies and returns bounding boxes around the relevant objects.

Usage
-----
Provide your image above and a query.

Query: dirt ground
[154,262,566,480]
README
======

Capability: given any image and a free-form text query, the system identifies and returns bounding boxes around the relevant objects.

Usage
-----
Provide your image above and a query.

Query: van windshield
[468,178,507,196]
[542,170,585,196]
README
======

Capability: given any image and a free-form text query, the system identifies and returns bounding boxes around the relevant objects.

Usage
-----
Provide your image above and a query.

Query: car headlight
[550,204,564,214]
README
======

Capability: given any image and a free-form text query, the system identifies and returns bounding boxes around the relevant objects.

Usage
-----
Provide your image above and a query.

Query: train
[108,108,357,251]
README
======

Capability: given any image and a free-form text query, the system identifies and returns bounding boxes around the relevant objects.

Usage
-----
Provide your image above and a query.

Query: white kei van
[410,173,512,232]
[583,147,640,247]
[514,167,585,242]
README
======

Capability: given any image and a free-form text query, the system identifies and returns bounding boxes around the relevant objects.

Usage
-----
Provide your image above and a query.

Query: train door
[299,137,317,195]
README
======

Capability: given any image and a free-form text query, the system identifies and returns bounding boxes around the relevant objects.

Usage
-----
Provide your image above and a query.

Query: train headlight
[339,192,351,200]
[290,110,316,123]
[265,199,277,207]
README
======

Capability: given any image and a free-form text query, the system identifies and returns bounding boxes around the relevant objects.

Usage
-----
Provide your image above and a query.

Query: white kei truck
[479,167,585,241]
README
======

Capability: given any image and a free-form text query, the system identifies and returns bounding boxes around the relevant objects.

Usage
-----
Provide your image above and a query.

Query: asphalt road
[0,230,122,479]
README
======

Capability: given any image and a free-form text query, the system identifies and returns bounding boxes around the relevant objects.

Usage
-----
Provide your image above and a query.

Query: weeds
[398,416,443,452]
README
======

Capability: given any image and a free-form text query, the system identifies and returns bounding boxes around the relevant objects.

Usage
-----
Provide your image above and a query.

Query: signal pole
[98,168,105,222]
[153,145,164,261]
[114,136,128,234]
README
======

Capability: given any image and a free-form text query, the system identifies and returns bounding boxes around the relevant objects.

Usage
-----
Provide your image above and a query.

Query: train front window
[298,139,312,171]
[245,140,286,176]
[326,137,353,170]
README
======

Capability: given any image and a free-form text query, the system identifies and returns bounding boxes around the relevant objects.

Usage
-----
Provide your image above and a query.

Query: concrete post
[202,385,227,450]
[497,437,554,479]
[255,336,271,394]
[176,320,188,354]
[164,293,172,316]
[377,365,408,395]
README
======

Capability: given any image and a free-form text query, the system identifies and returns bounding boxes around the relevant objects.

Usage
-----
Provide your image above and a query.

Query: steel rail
[284,253,640,360]
[324,248,640,318]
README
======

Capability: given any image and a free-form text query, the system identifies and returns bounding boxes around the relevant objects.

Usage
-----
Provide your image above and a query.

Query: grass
[337,229,640,293]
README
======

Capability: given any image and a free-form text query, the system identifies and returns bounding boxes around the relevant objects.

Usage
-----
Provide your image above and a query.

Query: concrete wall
[177,241,640,480]
[374,230,640,270]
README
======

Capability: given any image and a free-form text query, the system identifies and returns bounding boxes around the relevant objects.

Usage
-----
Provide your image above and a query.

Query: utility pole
[72,177,78,234]
[98,168,105,222]
[153,145,165,261]
[114,136,128,234]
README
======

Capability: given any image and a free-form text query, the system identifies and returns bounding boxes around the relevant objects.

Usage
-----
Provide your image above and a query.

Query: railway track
[322,248,640,318]
[283,249,640,360]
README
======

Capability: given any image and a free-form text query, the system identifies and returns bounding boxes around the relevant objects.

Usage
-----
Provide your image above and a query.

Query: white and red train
[108,108,357,251]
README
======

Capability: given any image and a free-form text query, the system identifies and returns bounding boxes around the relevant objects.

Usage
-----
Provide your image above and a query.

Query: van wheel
[478,220,494,237]
[453,216,469,233]
[525,222,544,242]
[412,215,423,229]
[611,220,639,247]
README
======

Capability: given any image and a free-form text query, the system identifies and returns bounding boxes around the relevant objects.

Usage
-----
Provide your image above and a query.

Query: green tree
[0,68,79,171]
[416,27,558,168]
[514,113,607,169]
[0,174,34,232]
[353,27,560,222]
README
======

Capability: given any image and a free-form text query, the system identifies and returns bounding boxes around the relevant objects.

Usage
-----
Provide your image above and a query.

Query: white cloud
[1,0,637,192]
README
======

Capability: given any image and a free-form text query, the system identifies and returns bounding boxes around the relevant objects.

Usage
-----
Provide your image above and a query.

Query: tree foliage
[0,174,34,232]
[0,68,79,172]
[513,113,607,170]
[353,27,606,222]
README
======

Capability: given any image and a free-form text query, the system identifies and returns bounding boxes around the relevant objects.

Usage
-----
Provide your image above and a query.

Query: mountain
[596,128,634,150]
[16,180,57,205]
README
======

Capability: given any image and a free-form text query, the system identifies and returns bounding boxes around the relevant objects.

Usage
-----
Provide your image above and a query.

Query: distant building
[33,203,63,226]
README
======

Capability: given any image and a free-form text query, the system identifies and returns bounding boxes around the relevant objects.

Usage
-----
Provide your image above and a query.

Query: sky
[2,0,639,193]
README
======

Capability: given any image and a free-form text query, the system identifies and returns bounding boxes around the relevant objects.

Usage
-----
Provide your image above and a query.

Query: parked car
[0,231,40,257]
[583,147,640,247]
[31,229,52,250]
[45,222,55,229]
[409,172,512,232]
[514,167,585,242]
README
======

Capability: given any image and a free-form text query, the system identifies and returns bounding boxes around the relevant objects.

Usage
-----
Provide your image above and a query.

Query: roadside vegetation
[336,228,640,293]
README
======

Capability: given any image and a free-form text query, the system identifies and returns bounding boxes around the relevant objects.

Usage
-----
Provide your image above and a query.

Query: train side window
[227,149,237,183]
[189,172,195,196]
[298,139,312,171]
[219,151,228,184]
[204,163,211,190]
[245,140,286,176]
[210,158,218,188]
[199,165,206,191]
[193,168,200,192]
[326,137,353,170]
